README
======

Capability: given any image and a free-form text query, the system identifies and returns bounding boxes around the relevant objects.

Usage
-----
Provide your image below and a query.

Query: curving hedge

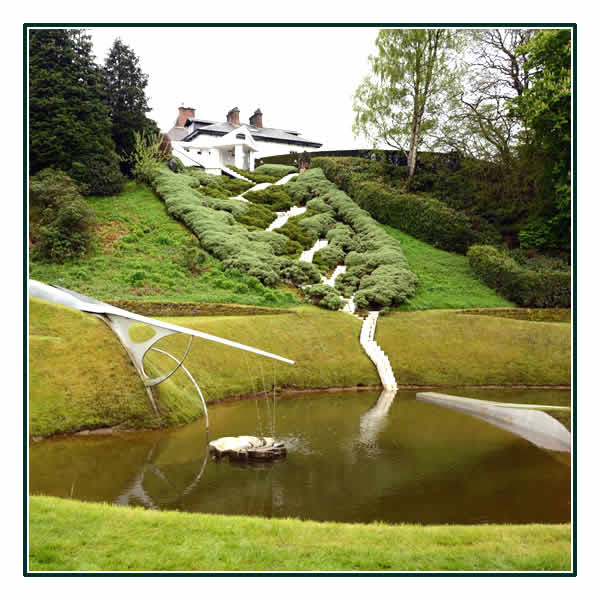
[467,245,570,308]
[313,157,499,254]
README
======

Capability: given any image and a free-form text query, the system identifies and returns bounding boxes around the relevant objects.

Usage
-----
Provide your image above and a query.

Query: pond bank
[29,299,571,437]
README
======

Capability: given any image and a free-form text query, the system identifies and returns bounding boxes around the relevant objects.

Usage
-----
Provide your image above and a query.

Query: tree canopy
[103,38,158,173]
[29,29,124,195]
[353,29,461,187]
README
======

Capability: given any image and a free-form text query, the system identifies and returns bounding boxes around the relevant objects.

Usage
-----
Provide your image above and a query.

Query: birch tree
[353,29,460,188]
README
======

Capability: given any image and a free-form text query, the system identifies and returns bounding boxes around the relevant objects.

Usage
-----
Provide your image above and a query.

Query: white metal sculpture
[29,280,294,417]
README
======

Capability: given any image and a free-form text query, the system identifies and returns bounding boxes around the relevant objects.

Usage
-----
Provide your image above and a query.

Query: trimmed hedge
[149,165,320,287]
[467,245,570,308]
[313,157,499,254]
[294,169,418,310]
[253,163,298,178]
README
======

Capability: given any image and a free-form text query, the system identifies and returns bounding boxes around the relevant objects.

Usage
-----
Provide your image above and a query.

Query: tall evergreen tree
[103,38,158,173]
[29,29,124,195]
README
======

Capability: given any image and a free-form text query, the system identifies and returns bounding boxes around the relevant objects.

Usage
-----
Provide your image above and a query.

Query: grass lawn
[29,181,297,308]
[382,225,513,310]
[29,299,571,437]
[377,310,571,386]
[29,496,571,572]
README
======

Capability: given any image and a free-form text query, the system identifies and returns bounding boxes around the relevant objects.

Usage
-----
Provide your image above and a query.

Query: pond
[29,389,571,525]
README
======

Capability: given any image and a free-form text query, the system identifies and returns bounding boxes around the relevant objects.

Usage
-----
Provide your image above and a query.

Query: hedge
[253,163,298,178]
[149,165,320,287]
[467,245,570,308]
[313,157,499,254]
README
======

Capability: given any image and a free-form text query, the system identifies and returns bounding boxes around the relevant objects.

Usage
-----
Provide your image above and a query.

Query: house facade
[168,106,322,174]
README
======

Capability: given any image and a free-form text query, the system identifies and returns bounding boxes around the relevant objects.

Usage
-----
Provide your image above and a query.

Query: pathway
[359,312,398,391]
[228,171,396,392]
[299,239,328,262]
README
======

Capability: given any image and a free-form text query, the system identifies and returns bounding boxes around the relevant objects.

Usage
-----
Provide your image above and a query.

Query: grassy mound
[377,311,571,386]
[29,298,571,437]
[29,496,571,571]
[382,225,513,310]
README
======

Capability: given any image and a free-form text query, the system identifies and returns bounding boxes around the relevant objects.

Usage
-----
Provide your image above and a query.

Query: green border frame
[23,22,577,578]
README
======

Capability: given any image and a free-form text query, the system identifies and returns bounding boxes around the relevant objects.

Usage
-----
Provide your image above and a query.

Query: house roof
[182,119,322,148]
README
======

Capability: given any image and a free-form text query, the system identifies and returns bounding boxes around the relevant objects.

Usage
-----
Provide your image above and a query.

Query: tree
[103,38,158,174]
[509,29,572,250]
[29,29,124,195]
[353,29,461,188]
[439,29,537,162]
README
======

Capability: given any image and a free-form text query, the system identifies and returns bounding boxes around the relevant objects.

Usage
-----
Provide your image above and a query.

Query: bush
[467,245,570,307]
[314,157,487,254]
[244,186,295,211]
[304,284,346,310]
[254,164,298,178]
[29,169,96,262]
[226,165,278,184]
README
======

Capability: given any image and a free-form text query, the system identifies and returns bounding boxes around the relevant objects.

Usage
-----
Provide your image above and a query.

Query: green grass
[29,181,298,308]
[29,298,571,437]
[377,310,571,386]
[28,496,571,572]
[382,225,514,310]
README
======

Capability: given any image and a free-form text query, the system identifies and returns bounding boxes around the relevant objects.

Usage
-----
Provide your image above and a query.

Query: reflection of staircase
[359,389,397,446]
[360,312,397,391]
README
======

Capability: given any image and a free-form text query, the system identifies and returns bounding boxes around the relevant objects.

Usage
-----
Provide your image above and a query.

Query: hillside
[29,181,297,308]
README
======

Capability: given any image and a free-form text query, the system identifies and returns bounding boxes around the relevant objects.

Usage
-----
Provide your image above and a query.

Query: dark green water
[29,389,571,525]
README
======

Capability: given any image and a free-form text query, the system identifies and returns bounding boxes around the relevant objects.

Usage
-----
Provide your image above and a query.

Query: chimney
[249,108,263,129]
[226,107,240,126]
[176,106,195,127]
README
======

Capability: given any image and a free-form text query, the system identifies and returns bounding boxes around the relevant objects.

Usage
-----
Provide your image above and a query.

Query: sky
[88,26,380,150]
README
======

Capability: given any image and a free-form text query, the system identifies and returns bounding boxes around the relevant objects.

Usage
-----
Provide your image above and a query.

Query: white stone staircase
[359,311,397,391]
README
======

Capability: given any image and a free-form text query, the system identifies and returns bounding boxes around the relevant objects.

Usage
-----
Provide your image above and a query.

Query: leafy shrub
[29,169,96,262]
[314,157,489,254]
[467,245,570,307]
[226,165,278,184]
[278,260,321,286]
[304,284,346,310]
[254,164,298,178]
[244,186,295,211]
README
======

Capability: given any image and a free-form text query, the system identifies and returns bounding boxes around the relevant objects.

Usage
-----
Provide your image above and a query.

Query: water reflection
[359,389,397,449]
[30,390,571,525]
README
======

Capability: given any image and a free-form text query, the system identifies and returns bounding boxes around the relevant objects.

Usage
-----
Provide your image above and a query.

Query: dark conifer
[103,38,159,173]
[29,29,124,195]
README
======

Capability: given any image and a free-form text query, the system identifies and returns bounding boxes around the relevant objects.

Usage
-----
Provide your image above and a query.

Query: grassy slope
[382,225,513,310]
[29,298,571,436]
[29,181,297,307]
[377,311,571,386]
[29,496,570,572]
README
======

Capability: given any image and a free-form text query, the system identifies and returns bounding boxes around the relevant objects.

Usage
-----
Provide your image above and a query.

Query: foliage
[29,169,96,262]
[509,30,572,251]
[314,157,488,253]
[244,185,295,211]
[129,130,169,184]
[28,29,124,195]
[304,284,346,310]
[353,29,462,186]
[148,166,319,288]
[253,163,298,178]
[440,29,537,162]
[467,245,570,307]
[381,225,512,309]
[226,165,279,184]
[29,182,298,307]
[103,38,159,174]
[291,169,418,310]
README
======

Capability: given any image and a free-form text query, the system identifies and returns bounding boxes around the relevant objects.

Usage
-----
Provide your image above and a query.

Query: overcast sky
[88,26,380,150]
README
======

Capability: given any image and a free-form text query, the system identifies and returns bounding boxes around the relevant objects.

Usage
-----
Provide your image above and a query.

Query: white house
[167,106,322,175]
